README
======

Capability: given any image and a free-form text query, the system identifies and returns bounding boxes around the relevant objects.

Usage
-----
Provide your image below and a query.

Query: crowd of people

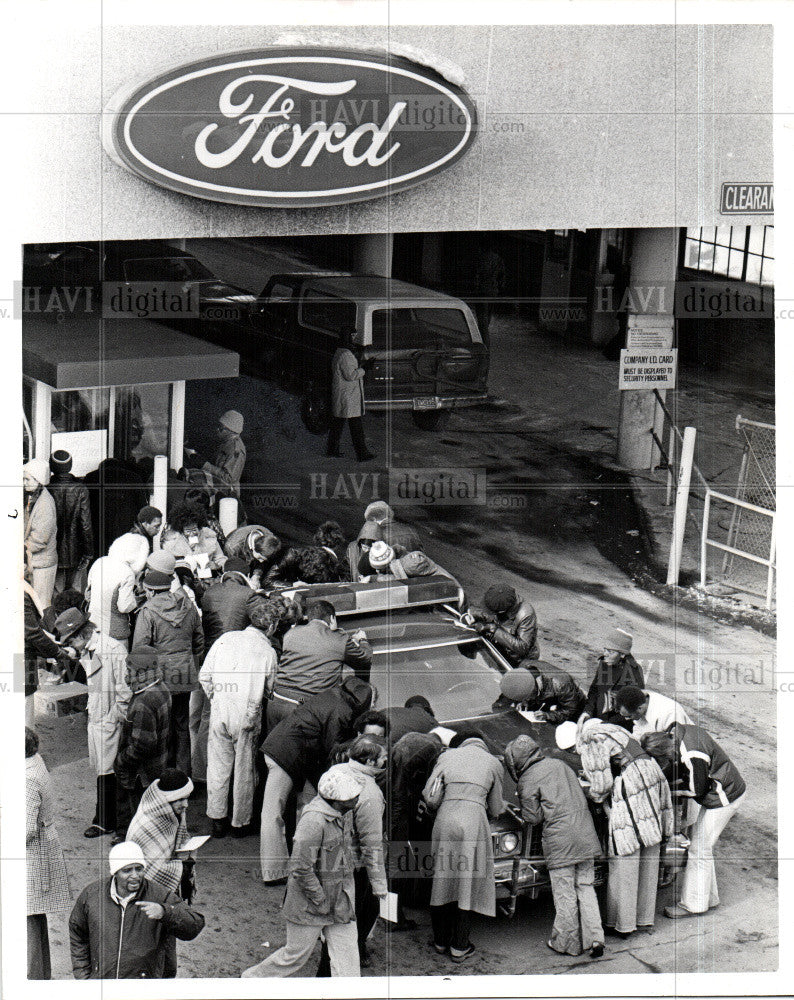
[23,446,747,979]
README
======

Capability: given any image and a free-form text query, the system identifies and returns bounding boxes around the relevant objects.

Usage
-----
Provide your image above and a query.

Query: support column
[616,228,678,469]
[354,233,393,278]
[32,380,52,460]
[170,380,185,471]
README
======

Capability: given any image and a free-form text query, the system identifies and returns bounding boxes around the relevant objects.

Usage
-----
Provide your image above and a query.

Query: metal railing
[701,488,776,610]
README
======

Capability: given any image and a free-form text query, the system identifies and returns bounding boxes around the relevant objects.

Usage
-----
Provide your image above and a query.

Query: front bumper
[365,393,489,411]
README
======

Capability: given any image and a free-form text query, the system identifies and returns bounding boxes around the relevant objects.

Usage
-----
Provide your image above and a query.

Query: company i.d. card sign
[103,48,478,208]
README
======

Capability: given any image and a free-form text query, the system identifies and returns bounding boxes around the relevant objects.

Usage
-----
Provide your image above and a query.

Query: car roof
[279,273,469,306]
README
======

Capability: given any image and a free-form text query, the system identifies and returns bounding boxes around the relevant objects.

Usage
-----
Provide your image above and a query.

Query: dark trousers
[92,773,117,831]
[168,692,192,775]
[316,867,378,976]
[327,416,368,459]
[430,903,472,952]
[27,914,51,980]
[115,778,144,837]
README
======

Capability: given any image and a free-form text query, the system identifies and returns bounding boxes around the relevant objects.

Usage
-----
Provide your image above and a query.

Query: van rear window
[301,290,356,335]
[371,308,472,350]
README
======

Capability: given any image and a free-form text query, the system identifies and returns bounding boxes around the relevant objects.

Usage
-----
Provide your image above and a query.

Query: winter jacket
[629,690,692,739]
[389,731,444,841]
[386,551,463,595]
[114,677,172,789]
[50,473,94,569]
[671,723,746,809]
[24,584,62,696]
[199,626,277,729]
[383,705,437,744]
[379,519,423,553]
[275,619,372,700]
[331,347,365,419]
[504,735,600,870]
[84,459,150,557]
[132,591,204,692]
[530,665,587,724]
[283,796,356,925]
[86,534,148,640]
[470,597,539,664]
[584,654,645,719]
[223,524,280,567]
[161,527,226,575]
[337,759,388,895]
[24,487,57,570]
[203,433,246,493]
[69,876,204,979]
[200,576,253,650]
[262,676,373,787]
[27,753,71,916]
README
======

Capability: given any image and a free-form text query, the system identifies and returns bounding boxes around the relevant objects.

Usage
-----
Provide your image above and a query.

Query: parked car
[253,272,490,431]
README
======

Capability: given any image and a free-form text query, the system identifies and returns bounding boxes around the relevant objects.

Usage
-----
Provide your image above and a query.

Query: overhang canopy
[23,313,239,390]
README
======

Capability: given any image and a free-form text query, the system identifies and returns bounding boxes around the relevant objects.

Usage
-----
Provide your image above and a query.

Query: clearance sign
[619,349,677,390]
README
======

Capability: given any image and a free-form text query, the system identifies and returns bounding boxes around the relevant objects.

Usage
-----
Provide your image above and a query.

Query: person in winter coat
[83,534,146,836]
[242,768,363,978]
[161,501,227,576]
[48,450,94,593]
[365,543,465,599]
[259,676,373,883]
[69,841,204,979]
[615,686,692,739]
[504,735,603,957]
[84,457,150,558]
[641,724,746,919]
[363,500,423,553]
[199,601,279,838]
[422,730,505,963]
[133,568,204,775]
[115,505,164,571]
[223,523,281,577]
[327,330,375,462]
[383,695,437,744]
[26,727,71,979]
[346,521,382,582]
[203,409,247,496]
[24,458,58,606]
[267,600,372,731]
[576,719,673,937]
[316,738,389,974]
[464,584,539,664]
[498,664,586,723]
[114,646,173,839]
[23,581,76,727]
[580,629,645,727]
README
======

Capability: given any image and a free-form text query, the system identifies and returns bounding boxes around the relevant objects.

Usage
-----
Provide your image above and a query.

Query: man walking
[327,330,375,462]
[199,601,279,838]
[69,841,204,979]
[242,768,363,978]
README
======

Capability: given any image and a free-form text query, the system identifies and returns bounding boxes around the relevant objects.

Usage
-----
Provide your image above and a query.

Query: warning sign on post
[619,348,677,390]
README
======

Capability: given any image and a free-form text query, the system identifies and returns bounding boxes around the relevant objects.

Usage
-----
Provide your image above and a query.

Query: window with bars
[682,227,774,287]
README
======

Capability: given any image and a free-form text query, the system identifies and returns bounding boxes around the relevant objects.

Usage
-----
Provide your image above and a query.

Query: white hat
[23,459,50,487]
[318,765,363,803]
[368,540,394,570]
[219,409,244,435]
[555,721,578,751]
[108,841,146,876]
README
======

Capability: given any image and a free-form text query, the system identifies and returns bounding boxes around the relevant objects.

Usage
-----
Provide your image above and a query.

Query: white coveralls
[199,626,276,828]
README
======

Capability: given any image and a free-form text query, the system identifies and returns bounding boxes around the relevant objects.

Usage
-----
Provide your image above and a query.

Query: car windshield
[370,637,506,722]
[371,308,473,351]
[123,256,215,282]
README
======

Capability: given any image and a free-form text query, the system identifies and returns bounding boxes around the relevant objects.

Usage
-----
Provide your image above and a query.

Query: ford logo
[103,47,478,208]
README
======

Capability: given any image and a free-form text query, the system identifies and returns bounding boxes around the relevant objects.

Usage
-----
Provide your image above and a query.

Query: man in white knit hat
[242,766,363,978]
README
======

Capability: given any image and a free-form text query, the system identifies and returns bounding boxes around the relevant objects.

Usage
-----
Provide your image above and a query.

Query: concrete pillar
[355,233,393,277]
[616,228,678,469]
[32,380,52,460]
[170,380,185,471]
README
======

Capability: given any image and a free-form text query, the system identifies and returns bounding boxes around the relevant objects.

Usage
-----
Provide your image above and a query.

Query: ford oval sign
[103,48,478,208]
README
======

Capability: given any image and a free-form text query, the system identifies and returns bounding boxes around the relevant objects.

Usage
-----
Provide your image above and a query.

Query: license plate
[413,396,440,410]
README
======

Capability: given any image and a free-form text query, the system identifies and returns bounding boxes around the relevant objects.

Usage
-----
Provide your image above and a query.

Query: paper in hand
[180,834,210,852]
[379,891,399,923]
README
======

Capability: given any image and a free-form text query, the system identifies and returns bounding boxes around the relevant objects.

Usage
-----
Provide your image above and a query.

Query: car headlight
[496,832,521,857]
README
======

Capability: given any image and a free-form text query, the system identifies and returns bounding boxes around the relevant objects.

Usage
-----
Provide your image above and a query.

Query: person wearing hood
[68,841,204,980]
[464,584,539,665]
[346,520,382,582]
[422,729,505,964]
[83,534,146,837]
[575,718,673,938]
[316,735,389,974]
[365,542,464,595]
[132,569,204,775]
[199,599,279,839]
[48,450,94,594]
[223,523,281,578]
[579,629,645,727]
[24,458,58,606]
[242,767,363,979]
[202,409,247,496]
[504,735,604,958]
[363,501,423,553]
[498,665,586,724]
[259,676,373,884]
[114,646,173,840]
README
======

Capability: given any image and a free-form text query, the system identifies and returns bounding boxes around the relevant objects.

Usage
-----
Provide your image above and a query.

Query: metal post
[32,380,52,460]
[667,426,697,586]
[700,489,711,592]
[152,454,168,550]
[665,420,676,506]
[170,380,186,471]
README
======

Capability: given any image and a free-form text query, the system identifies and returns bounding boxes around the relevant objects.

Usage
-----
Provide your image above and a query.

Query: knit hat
[137,505,162,524]
[219,409,244,435]
[146,550,176,575]
[223,557,250,576]
[318,765,363,804]
[555,721,578,751]
[143,569,172,591]
[357,521,383,543]
[604,628,633,655]
[156,769,194,802]
[500,668,537,703]
[109,841,146,876]
[483,584,518,615]
[23,458,50,487]
[53,607,89,641]
[364,501,393,524]
[368,540,394,570]
[49,450,72,475]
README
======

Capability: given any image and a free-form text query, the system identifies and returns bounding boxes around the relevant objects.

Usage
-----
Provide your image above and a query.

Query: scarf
[126,781,189,893]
